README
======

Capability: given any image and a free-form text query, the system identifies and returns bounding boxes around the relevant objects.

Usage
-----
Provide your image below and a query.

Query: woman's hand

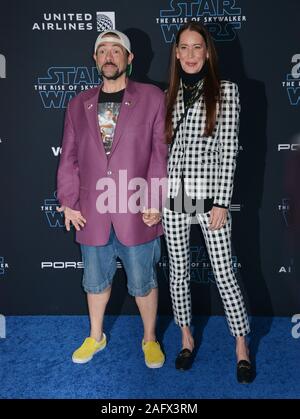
[208,206,228,231]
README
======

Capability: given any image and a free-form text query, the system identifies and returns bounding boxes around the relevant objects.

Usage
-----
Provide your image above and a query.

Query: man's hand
[56,206,87,231]
[142,208,161,227]
[208,206,228,231]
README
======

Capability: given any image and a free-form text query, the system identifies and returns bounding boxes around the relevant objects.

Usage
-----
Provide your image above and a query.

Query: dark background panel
[0,0,299,316]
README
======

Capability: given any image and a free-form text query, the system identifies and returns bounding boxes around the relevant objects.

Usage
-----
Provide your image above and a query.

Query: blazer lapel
[185,80,206,146]
[83,85,107,159]
[83,80,138,159]
[109,79,138,158]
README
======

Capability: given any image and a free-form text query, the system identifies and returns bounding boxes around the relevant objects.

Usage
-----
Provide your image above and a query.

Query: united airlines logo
[41,191,65,228]
[0,54,6,78]
[159,246,241,284]
[34,67,101,109]
[156,0,246,43]
[282,54,300,106]
[96,12,115,31]
[0,256,9,275]
[32,12,115,32]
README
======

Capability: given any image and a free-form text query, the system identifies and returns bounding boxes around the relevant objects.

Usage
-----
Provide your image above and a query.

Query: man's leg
[72,236,117,364]
[81,231,117,342]
[88,287,112,342]
[72,286,112,364]
[117,236,164,367]
[117,236,161,341]
[136,286,165,368]
[135,287,158,342]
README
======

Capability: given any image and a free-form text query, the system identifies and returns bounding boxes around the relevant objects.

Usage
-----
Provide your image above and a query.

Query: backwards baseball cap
[94,29,131,54]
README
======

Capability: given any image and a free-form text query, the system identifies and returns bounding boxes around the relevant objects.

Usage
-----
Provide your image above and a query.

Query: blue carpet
[0,316,299,399]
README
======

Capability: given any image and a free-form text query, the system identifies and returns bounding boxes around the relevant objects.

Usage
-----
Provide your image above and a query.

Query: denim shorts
[80,226,161,297]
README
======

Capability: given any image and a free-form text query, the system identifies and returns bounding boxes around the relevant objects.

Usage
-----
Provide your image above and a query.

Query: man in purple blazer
[57,30,168,367]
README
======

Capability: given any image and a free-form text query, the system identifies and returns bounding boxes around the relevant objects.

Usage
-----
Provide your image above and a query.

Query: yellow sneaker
[72,334,106,364]
[142,340,165,368]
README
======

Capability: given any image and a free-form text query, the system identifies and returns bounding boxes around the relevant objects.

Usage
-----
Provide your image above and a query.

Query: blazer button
[107,170,112,175]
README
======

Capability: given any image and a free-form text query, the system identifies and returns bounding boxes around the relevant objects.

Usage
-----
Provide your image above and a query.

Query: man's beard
[100,63,127,80]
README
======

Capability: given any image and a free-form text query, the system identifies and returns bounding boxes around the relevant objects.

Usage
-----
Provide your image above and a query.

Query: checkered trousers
[167,80,240,208]
[162,207,250,337]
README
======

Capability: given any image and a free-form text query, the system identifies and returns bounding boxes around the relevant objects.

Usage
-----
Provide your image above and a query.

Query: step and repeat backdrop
[0,0,299,316]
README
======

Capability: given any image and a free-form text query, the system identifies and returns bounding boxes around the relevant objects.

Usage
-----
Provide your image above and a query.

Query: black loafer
[237,360,253,384]
[175,348,194,371]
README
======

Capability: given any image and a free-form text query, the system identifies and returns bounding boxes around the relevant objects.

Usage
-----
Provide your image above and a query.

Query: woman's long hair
[165,22,220,144]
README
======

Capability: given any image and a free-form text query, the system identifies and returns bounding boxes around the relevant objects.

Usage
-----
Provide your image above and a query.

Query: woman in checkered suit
[162,22,252,382]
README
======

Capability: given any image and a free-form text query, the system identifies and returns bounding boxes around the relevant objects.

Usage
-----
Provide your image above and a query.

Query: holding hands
[142,208,161,227]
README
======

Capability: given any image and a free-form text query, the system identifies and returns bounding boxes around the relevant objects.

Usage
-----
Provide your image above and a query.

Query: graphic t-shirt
[98,89,125,156]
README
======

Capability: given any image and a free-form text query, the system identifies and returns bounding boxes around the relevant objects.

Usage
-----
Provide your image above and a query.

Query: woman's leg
[196,211,250,353]
[162,208,194,349]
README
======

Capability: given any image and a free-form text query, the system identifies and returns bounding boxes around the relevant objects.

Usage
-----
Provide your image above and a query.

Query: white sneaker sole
[145,360,165,369]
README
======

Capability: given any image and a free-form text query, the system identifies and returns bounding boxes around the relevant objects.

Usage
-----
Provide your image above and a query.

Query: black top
[98,89,125,104]
[97,89,125,156]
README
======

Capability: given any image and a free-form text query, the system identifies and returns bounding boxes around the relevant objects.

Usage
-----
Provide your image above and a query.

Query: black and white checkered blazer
[167,80,240,208]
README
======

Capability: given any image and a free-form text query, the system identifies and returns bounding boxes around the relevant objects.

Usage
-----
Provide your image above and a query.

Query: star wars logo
[0,257,9,275]
[282,54,300,106]
[278,198,290,227]
[156,0,246,42]
[159,246,241,284]
[34,67,101,109]
[41,191,65,228]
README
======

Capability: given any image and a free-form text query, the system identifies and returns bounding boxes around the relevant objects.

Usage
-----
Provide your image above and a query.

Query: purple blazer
[57,80,168,246]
